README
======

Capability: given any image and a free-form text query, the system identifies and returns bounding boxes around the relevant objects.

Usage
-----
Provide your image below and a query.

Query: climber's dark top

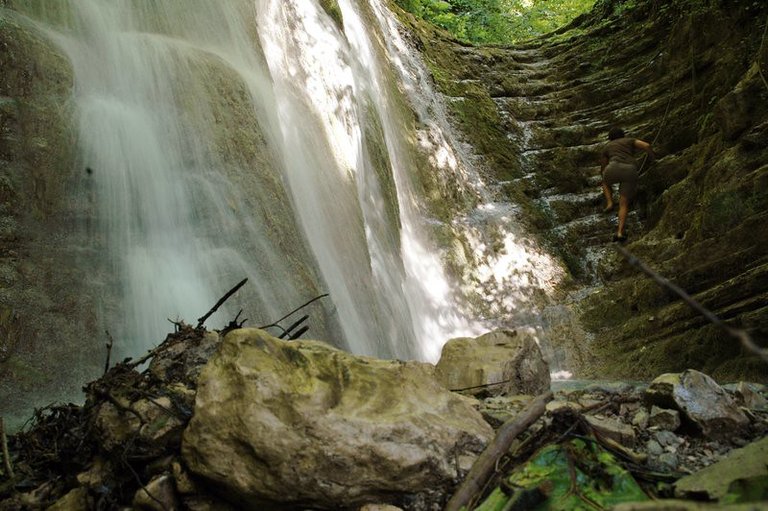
[602,137,639,166]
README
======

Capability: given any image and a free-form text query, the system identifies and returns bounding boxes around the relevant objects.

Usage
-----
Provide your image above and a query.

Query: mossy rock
[318,0,343,29]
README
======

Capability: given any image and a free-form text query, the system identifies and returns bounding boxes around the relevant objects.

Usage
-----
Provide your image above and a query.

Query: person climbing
[599,127,655,242]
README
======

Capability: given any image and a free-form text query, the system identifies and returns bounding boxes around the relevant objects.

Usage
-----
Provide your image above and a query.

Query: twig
[121,436,167,510]
[0,417,13,479]
[287,325,309,340]
[758,12,768,92]
[196,278,248,329]
[105,330,115,375]
[128,388,188,421]
[445,391,553,511]
[279,314,309,339]
[450,378,516,393]
[615,246,768,363]
[258,293,329,330]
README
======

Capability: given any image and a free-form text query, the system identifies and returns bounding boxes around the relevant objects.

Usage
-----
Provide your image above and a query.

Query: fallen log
[445,390,553,511]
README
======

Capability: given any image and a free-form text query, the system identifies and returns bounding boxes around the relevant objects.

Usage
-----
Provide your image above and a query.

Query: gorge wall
[396,0,768,381]
[2,0,766,432]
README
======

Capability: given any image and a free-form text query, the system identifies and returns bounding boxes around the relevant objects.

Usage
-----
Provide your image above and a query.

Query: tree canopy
[394,0,595,44]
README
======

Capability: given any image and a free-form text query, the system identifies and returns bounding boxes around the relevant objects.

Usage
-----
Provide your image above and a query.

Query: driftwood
[0,417,12,479]
[445,391,553,511]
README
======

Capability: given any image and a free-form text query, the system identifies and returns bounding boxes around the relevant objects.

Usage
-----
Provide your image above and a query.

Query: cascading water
[7,0,568,382]
[20,0,329,358]
[10,0,488,365]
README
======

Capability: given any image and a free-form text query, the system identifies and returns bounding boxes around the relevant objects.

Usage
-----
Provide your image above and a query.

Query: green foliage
[394,0,596,44]
[474,439,648,510]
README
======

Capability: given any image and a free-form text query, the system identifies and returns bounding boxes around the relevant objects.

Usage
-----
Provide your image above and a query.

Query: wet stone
[632,408,649,429]
[654,430,682,448]
[649,406,681,431]
[646,439,664,456]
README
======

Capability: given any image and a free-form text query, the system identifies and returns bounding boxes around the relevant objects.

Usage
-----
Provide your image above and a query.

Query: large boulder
[434,329,550,397]
[182,328,492,510]
[645,369,749,439]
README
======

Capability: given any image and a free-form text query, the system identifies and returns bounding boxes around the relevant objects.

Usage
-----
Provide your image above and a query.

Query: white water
[12,0,484,361]
[13,0,566,366]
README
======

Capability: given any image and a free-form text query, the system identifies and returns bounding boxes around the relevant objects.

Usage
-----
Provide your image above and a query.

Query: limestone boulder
[182,328,492,510]
[645,370,749,439]
[434,329,550,397]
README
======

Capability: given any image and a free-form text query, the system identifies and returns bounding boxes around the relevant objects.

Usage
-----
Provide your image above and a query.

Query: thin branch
[279,314,308,339]
[104,330,115,375]
[197,278,248,329]
[615,245,768,363]
[758,12,768,92]
[0,417,13,479]
[258,293,329,330]
[450,378,516,393]
[121,436,167,510]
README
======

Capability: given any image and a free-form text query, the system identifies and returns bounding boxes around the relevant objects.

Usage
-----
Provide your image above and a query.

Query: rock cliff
[393,0,768,381]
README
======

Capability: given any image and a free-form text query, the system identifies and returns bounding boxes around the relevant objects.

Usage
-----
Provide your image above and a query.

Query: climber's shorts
[603,161,638,199]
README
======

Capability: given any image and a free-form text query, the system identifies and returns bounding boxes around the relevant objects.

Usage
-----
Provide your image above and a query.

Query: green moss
[700,187,766,237]
[318,0,344,29]
[363,106,401,230]
[475,439,647,510]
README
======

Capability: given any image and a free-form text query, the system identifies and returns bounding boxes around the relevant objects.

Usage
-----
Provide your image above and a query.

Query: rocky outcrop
[434,328,550,397]
[182,328,492,510]
[392,0,768,382]
[3,322,766,510]
[645,369,749,440]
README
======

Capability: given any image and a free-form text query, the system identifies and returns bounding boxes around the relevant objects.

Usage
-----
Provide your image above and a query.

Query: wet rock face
[0,8,106,431]
[397,0,768,382]
[182,328,492,510]
[434,328,551,397]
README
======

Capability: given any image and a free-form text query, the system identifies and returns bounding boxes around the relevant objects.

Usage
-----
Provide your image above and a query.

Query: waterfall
[8,0,569,374]
[11,0,485,363]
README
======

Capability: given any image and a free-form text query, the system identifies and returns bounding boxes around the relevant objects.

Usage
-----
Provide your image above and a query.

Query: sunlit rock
[645,370,749,439]
[434,329,550,397]
[182,328,492,510]
[585,415,636,448]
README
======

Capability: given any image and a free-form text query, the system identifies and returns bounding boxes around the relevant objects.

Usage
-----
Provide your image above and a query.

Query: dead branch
[450,378,515,393]
[221,309,248,335]
[257,293,329,339]
[445,391,553,511]
[196,278,248,329]
[615,245,768,364]
[0,417,13,479]
[279,314,308,339]
[105,330,115,375]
